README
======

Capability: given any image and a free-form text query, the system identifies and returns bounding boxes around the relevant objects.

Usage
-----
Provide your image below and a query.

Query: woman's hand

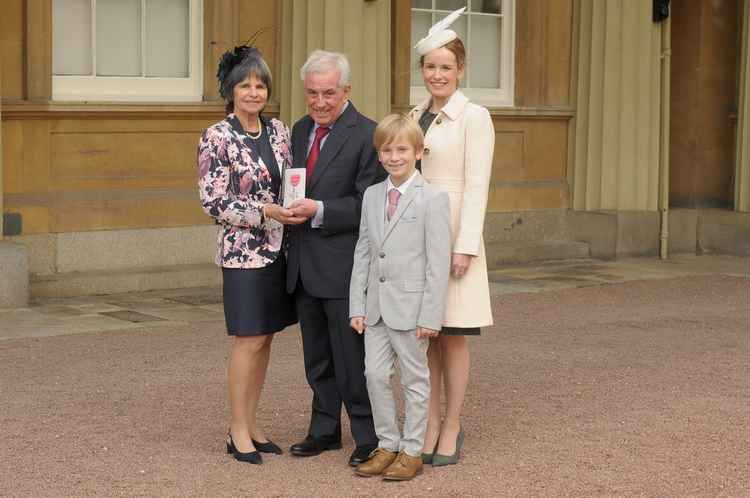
[350,317,366,334]
[264,203,306,225]
[451,253,473,279]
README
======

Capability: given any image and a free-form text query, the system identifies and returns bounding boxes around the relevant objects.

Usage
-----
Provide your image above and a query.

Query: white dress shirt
[308,101,350,228]
[384,170,419,221]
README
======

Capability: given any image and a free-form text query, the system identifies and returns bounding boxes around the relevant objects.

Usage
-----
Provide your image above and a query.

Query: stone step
[485,240,590,269]
[31,263,221,299]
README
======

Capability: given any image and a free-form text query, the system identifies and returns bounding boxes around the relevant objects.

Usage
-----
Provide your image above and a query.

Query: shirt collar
[386,169,419,195]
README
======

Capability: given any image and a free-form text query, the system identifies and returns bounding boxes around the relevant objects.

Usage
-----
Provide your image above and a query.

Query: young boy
[349,114,452,480]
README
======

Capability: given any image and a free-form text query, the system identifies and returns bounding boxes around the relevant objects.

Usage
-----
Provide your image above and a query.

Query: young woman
[410,8,495,466]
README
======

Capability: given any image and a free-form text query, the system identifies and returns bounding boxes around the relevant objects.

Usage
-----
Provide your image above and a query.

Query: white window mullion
[466,8,472,88]
[187,0,192,78]
[91,0,97,76]
[501,0,515,95]
[141,0,146,77]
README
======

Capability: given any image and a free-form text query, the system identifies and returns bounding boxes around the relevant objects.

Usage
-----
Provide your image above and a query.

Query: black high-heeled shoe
[226,434,262,464]
[252,438,283,455]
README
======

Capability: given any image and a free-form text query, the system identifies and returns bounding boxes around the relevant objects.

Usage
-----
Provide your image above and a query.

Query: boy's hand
[350,317,366,334]
[416,327,439,339]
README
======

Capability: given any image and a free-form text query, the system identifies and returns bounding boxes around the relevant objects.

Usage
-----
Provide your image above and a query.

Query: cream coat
[408,90,494,327]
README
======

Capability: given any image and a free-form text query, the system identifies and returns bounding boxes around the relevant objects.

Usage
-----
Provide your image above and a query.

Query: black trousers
[295,285,377,446]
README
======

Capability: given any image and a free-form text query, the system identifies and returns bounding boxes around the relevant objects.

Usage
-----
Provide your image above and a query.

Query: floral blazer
[198,114,293,268]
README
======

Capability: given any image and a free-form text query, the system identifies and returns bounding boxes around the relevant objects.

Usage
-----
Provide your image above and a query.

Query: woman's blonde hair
[373,114,424,151]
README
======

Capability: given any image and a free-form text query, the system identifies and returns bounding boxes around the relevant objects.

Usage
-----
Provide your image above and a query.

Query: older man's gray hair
[299,49,351,87]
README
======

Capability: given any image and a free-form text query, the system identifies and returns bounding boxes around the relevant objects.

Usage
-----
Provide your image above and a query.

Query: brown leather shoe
[354,448,397,477]
[382,451,423,481]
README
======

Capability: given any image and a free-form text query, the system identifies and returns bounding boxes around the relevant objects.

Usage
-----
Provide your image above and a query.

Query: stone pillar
[0,29,30,307]
[735,0,750,212]
[278,0,391,124]
[571,0,662,211]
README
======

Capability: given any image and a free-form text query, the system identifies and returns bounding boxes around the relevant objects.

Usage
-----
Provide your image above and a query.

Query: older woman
[198,46,301,464]
[409,8,495,466]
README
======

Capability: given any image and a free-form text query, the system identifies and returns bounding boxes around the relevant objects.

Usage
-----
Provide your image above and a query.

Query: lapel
[409,97,430,122]
[371,181,387,247]
[309,102,358,191]
[293,116,314,170]
[382,173,423,245]
[263,116,283,184]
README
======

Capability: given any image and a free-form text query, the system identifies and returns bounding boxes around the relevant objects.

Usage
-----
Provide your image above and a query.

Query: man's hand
[288,198,318,220]
[264,203,306,225]
[416,326,439,339]
[350,317,366,334]
[451,253,473,279]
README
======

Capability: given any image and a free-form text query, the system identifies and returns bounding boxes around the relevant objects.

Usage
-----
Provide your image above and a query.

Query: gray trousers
[363,320,430,457]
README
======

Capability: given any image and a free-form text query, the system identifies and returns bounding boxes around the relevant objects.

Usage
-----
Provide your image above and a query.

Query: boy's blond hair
[373,114,424,151]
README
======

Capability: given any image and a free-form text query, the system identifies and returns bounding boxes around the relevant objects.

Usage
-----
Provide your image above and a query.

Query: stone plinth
[0,241,29,308]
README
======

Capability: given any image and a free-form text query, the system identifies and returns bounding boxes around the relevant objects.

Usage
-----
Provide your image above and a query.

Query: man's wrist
[311,200,325,228]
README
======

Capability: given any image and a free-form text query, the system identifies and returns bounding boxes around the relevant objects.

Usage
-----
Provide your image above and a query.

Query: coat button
[379,277,386,283]
[436,118,442,125]
[423,147,430,155]
[379,252,385,258]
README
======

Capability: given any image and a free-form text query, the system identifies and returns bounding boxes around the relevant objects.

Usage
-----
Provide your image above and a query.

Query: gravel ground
[2,274,749,497]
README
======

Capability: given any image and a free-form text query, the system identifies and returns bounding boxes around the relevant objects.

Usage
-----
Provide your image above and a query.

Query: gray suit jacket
[349,173,452,331]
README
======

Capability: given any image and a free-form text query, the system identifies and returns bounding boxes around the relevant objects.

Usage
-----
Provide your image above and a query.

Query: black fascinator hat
[215,31,273,114]
[216,45,260,99]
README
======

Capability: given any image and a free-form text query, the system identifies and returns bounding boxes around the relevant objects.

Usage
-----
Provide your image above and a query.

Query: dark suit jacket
[286,102,385,298]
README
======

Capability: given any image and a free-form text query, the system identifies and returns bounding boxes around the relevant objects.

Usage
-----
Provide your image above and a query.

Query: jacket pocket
[402,279,425,292]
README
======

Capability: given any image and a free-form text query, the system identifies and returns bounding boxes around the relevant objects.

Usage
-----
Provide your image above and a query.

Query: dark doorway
[670,0,741,208]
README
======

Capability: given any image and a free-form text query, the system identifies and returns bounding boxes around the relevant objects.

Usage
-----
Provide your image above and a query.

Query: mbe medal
[283,168,306,207]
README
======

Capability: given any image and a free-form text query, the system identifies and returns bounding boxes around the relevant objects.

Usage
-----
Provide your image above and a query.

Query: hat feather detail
[428,6,465,35]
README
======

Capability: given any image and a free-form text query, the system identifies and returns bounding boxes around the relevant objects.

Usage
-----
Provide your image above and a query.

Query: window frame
[52,0,203,102]
[409,0,515,108]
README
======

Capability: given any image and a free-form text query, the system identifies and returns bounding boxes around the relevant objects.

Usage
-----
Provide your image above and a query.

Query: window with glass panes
[410,0,514,107]
[52,0,202,101]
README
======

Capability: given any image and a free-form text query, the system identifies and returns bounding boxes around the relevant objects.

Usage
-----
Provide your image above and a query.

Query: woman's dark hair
[217,47,273,114]
[419,37,466,69]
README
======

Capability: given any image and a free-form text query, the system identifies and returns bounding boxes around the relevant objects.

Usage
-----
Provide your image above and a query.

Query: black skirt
[441,326,481,336]
[222,257,297,336]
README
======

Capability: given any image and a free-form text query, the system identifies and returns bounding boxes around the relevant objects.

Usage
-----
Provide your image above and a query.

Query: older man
[286,50,384,466]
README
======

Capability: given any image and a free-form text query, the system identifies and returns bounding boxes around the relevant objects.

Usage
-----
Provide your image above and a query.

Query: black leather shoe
[289,435,342,457]
[226,434,262,465]
[252,438,283,455]
[348,444,378,467]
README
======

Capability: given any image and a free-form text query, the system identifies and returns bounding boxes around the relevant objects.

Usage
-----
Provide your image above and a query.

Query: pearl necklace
[247,118,262,139]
